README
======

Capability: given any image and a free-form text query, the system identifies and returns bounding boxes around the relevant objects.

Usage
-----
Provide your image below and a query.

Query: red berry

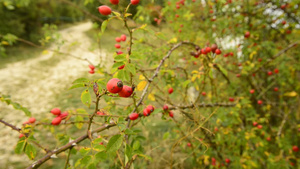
[236,74,241,78]
[97,111,106,116]
[274,68,279,74]
[131,0,140,5]
[257,125,263,129]
[51,108,61,116]
[116,51,123,55]
[129,113,139,120]
[224,53,229,57]
[211,44,218,53]
[225,158,231,164]
[169,111,174,118]
[250,89,255,94]
[98,5,112,16]
[143,109,150,116]
[229,52,234,56]
[52,117,62,125]
[28,117,36,124]
[215,49,222,55]
[201,48,207,55]
[274,87,279,92]
[118,65,125,70]
[99,142,104,145]
[257,100,263,105]
[282,20,286,25]
[19,134,25,138]
[168,88,174,94]
[205,47,211,53]
[110,0,119,5]
[163,105,169,111]
[23,121,30,125]
[146,105,155,114]
[58,112,68,120]
[106,78,123,94]
[187,143,192,147]
[214,127,219,132]
[120,34,126,41]
[229,97,234,102]
[115,44,121,49]
[118,85,133,97]
[89,65,95,70]
[175,14,179,18]
[292,146,299,152]
[253,122,258,126]
[267,71,272,76]
[244,31,250,38]
[89,70,95,74]
[202,92,206,96]
[258,58,262,62]
[266,137,271,141]
[115,37,121,42]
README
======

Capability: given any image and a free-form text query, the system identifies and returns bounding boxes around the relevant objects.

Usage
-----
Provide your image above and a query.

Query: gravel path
[0,21,105,168]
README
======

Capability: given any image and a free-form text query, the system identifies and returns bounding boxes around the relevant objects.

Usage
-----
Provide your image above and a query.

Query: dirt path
[0,21,105,167]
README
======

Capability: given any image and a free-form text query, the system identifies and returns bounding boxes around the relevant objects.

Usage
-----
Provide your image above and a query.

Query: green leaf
[132,141,140,150]
[123,70,130,82]
[25,144,36,160]
[151,108,162,115]
[95,151,107,161]
[69,83,86,90]
[163,132,170,140]
[80,155,92,166]
[73,78,89,84]
[106,134,123,153]
[137,153,152,161]
[88,163,97,169]
[77,108,88,114]
[126,63,136,75]
[93,138,103,144]
[114,54,127,62]
[117,69,125,79]
[125,144,132,164]
[94,145,106,152]
[75,115,84,129]
[15,138,26,154]
[130,52,142,60]
[101,20,108,33]
[80,147,91,156]
[81,89,91,107]
[218,65,228,76]
[124,129,136,135]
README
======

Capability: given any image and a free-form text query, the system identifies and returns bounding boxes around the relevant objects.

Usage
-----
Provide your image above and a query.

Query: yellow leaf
[191,74,197,82]
[192,70,198,74]
[1,41,9,45]
[42,50,49,54]
[148,93,155,101]
[167,37,177,44]
[203,155,210,165]
[266,104,271,110]
[284,91,297,97]
[137,81,147,91]
[139,75,145,80]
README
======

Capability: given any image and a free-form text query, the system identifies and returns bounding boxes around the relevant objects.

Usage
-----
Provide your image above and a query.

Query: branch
[168,102,236,110]
[0,119,21,132]
[26,122,116,169]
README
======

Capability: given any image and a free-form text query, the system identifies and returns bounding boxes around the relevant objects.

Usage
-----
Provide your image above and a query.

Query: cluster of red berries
[115,34,127,49]
[98,0,140,16]
[19,117,37,138]
[50,108,68,125]
[106,78,133,98]
[252,121,263,129]
[163,104,174,118]
[190,44,222,58]
[88,65,95,74]
[211,157,231,166]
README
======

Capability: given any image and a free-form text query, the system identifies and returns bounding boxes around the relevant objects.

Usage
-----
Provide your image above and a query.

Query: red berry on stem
[245,31,250,38]
[250,89,255,94]
[89,65,95,70]
[267,71,272,76]
[266,137,271,141]
[169,111,174,118]
[253,122,258,126]
[106,78,123,94]
[215,49,221,55]
[89,70,95,74]
[257,124,263,129]
[116,51,123,55]
[205,47,211,53]
[115,37,121,42]
[19,134,25,138]
[146,105,155,114]
[98,5,112,16]
[274,68,279,74]
[168,88,174,94]
[187,143,192,147]
[118,65,125,70]
[129,113,139,120]
[274,87,278,92]
[211,44,218,53]
[257,100,263,105]
[118,85,133,97]
[28,117,36,124]
[225,158,231,164]
[202,92,206,96]
[58,112,68,120]
[131,0,140,5]
[292,146,299,152]
[229,97,234,102]
[110,0,119,5]
[52,117,62,125]
[97,111,106,116]
[120,34,127,41]
[143,109,150,116]
[163,105,169,111]
[51,108,61,116]
[115,44,121,49]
